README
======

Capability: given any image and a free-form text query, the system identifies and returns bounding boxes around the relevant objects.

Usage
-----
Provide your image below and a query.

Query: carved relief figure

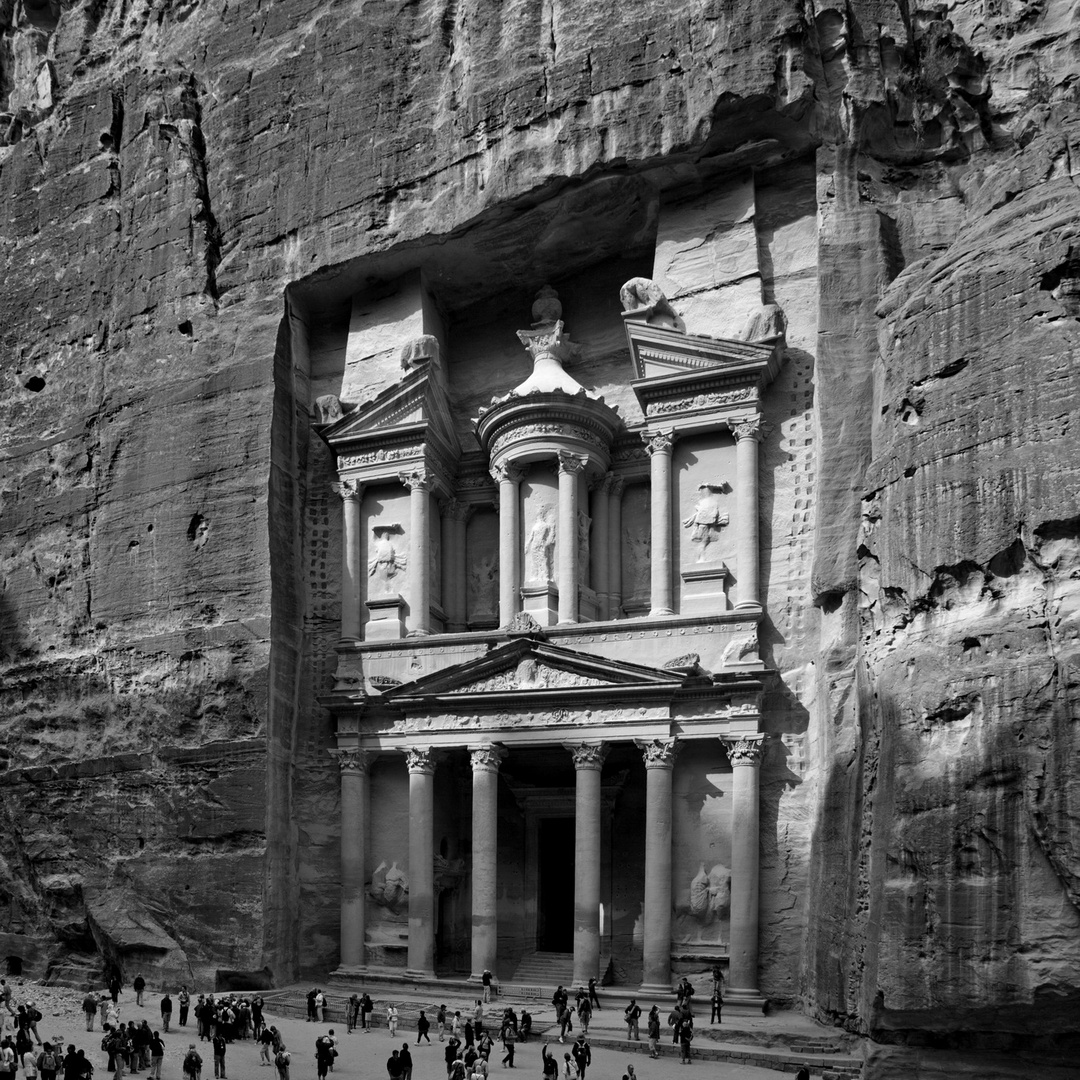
[688,862,731,922]
[624,528,651,596]
[525,505,556,581]
[682,484,729,562]
[577,510,591,579]
[468,551,498,616]
[368,525,407,588]
[368,860,409,914]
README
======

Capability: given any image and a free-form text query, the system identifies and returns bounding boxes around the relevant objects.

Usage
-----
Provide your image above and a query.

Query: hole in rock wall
[5,956,22,976]
[178,320,193,337]
[187,514,209,548]
[24,376,45,392]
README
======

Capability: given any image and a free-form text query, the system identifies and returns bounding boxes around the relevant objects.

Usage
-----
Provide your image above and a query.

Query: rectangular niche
[466,507,499,630]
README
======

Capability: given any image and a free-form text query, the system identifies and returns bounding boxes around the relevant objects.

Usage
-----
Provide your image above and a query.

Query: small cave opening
[24,376,45,393]
[178,320,193,337]
[5,956,22,976]
[187,514,210,549]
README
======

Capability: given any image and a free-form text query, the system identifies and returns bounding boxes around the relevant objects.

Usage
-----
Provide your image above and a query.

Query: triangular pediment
[382,638,689,702]
[625,321,778,382]
[324,364,459,457]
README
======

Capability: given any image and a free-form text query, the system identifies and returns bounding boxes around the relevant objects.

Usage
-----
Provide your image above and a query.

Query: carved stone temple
[315,277,785,1005]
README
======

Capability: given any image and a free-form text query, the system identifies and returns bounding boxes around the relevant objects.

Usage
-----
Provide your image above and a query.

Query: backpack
[275,1052,289,1069]
[29,1009,42,1023]
[40,1054,57,1072]
[184,1052,200,1072]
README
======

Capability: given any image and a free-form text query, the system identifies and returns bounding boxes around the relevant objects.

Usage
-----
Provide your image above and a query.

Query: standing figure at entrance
[623,1001,640,1042]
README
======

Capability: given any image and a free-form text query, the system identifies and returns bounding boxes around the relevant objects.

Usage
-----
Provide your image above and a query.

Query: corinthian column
[637,738,678,992]
[406,746,439,975]
[568,742,608,985]
[725,736,764,1000]
[491,462,525,627]
[329,747,376,969]
[399,468,432,636]
[557,451,587,625]
[590,474,612,620]
[643,431,675,616]
[469,743,506,981]
[731,418,762,609]
[331,480,363,640]
[607,476,624,618]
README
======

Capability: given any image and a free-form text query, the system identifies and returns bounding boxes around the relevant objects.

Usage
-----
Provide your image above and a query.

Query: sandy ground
[0,982,792,1080]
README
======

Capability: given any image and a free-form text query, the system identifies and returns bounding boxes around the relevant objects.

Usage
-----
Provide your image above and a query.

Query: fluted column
[442,499,471,632]
[590,474,612,620]
[557,451,587,625]
[399,468,432,636]
[331,480,363,640]
[637,738,678,992]
[329,747,376,969]
[492,462,525,626]
[643,430,675,616]
[731,418,762,609]
[470,743,506,981]
[569,742,608,985]
[406,746,438,975]
[607,476,624,618]
[725,736,764,999]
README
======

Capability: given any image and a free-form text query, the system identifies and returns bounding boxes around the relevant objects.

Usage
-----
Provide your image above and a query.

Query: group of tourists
[621,973,720,1065]
[438,1005,538,1080]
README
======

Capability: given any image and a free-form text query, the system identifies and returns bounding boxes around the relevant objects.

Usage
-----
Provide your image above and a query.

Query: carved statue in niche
[433,853,466,894]
[619,277,680,327]
[468,550,498,615]
[368,524,407,589]
[688,862,731,923]
[682,484,729,563]
[577,510,591,577]
[624,528,651,595]
[368,860,409,913]
[314,395,343,425]
[525,505,556,582]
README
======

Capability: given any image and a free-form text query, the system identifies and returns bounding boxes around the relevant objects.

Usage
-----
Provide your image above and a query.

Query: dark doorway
[537,817,575,952]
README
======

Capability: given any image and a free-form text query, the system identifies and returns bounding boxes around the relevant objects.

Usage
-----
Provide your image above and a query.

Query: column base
[405,968,437,979]
[406,628,432,638]
[330,965,368,980]
[733,601,762,613]
[638,982,674,996]
[648,607,675,617]
[722,988,768,1013]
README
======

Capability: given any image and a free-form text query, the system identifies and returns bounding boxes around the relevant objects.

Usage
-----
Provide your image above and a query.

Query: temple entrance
[536,817,575,952]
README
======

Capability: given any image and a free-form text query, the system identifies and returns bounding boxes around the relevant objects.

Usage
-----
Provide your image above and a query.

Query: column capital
[490,461,526,485]
[566,742,608,771]
[557,450,588,476]
[589,471,616,494]
[730,417,762,442]
[331,479,363,502]
[724,735,764,766]
[398,467,432,491]
[469,743,507,773]
[441,497,474,523]
[405,746,440,774]
[329,747,377,773]
[642,429,675,455]
[636,738,680,769]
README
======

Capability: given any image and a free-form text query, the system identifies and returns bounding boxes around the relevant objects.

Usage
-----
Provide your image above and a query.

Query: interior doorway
[537,817,575,952]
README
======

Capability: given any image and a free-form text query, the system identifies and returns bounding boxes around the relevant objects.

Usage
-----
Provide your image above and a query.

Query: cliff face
[1,0,1077,1071]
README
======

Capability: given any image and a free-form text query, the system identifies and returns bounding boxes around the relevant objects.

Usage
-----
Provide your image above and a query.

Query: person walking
[416,1013,430,1045]
[647,1007,660,1059]
[587,980,600,1013]
[314,993,326,1025]
[499,1023,515,1069]
[346,997,359,1035]
[211,1034,226,1080]
[709,987,722,1025]
[81,998,97,1034]
[436,1005,447,1042]
[481,972,493,1004]
[148,1035,163,1080]
[385,1050,403,1080]
[178,989,190,1029]
[399,1046,412,1080]
[132,979,145,1009]
[679,1019,694,1065]
[576,998,591,1036]
[36,1045,59,1080]
[160,998,172,1036]
[387,1006,399,1039]
[315,1036,334,1080]
[273,1046,290,1080]
[360,996,373,1033]
[623,1000,640,1041]
[570,1036,590,1080]
[182,1046,202,1080]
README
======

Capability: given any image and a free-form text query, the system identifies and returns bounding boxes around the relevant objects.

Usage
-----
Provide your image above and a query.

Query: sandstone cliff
[1,0,1077,1075]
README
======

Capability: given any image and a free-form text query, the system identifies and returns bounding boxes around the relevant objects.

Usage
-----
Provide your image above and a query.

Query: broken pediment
[381,638,690,703]
[321,337,460,465]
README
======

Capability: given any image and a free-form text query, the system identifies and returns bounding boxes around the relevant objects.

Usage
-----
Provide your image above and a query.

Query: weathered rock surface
[0,0,1078,1076]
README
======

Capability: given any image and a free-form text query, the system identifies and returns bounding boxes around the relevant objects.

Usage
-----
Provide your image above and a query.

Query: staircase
[507,952,573,992]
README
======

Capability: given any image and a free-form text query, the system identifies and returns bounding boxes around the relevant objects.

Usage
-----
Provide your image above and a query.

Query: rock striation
[0,0,1077,1076]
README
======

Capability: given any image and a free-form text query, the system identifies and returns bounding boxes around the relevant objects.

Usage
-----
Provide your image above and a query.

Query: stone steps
[509,952,573,988]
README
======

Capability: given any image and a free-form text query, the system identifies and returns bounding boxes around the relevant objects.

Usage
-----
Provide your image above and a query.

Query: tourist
[182,1045,202,1080]
[306,992,317,1024]
[0,1041,17,1080]
[668,1003,683,1045]
[500,1021,515,1068]
[252,997,265,1039]
[81,997,97,1034]
[443,1037,461,1077]
[709,986,722,1025]
[587,979,600,1012]
[132,978,146,1009]
[795,1069,809,1080]
[20,1044,37,1080]
[576,996,591,1035]
[258,1025,274,1065]
[136,1022,153,1071]
[679,1018,694,1065]
[623,999,641,1041]
[570,1035,590,1080]
[36,1044,59,1080]
[178,989,191,1028]
[477,1032,493,1062]
[385,1050,403,1080]
[315,1034,335,1080]
[314,992,326,1024]
[387,1005,399,1038]
[472,1001,484,1037]
[447,1056,465,1080]
[108,978,122,1006]
[540,1045,557,1080]
[646,1006,660,1058]
[676,977,694,1009]
[211,1032,226,1079]
[463,1019,473,1049]
[416,1012,431,1045]
[22,1008,41,1050]
[273,1045,290,1080]
[346,997,359,1035]
[451,1013,461,1041]
[556,1004,572,1043]
[481,971,493,1004]
[519,1012,531,1043]
[160,996,172,1034]
[436,1005,447,1042]
[73,1051,91,1080]
[399,1045,413,1080]
[327,1030,339,1071]
[360,995,373,1033]
[148,1034,164,1080]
